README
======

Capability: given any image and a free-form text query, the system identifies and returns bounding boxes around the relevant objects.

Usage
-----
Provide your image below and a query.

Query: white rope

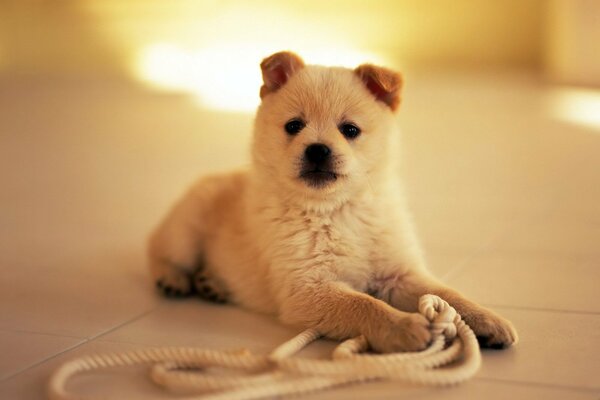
[47,294,481,400]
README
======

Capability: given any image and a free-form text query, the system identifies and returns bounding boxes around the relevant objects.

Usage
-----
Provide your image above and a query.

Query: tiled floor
[1,70,599,399]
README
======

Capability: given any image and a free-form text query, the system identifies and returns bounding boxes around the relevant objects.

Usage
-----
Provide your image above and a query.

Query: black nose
[304,143,331,164]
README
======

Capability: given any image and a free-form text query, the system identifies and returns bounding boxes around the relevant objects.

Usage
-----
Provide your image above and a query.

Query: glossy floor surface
[1,71,599,399]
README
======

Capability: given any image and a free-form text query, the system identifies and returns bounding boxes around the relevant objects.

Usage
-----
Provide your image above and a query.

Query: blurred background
[1,0,600,112]
[1,2,599,398]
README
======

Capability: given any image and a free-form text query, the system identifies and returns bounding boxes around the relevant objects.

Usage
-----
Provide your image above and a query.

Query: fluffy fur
[148,51,518,352]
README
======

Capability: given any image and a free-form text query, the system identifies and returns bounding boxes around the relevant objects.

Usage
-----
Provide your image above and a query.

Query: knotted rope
[48,294,481,400]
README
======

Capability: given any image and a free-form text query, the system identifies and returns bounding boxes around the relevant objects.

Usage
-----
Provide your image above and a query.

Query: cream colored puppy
[148,52,518,351]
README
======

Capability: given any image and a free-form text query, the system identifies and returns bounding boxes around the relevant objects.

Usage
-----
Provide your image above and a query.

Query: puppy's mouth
[300,169,338,187]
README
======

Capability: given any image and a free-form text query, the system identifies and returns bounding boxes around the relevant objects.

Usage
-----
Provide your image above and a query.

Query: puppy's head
[252,51,402,203]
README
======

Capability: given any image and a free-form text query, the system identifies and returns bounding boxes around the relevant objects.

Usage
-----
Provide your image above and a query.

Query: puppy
[148,51,518,352]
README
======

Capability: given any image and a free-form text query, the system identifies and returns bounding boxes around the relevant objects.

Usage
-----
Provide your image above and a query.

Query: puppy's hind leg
[148,188,207,298]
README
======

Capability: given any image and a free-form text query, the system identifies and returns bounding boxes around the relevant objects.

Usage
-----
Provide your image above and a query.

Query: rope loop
[48,295,481,400]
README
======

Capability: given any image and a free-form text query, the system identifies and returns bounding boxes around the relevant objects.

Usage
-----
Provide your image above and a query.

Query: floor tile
[308,380,596,400]
[0,341,162,400]
[99,300,336,356]
[0,254,158,337]
[446,255,600,313]
[0,330,83,381]
[475,308,600,391]
[414,214,513,254]
[492,218,600,259]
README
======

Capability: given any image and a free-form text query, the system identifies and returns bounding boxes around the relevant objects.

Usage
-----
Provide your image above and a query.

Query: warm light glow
[126,4,387,111]
[134,42,384,112]
[549,87,600,130]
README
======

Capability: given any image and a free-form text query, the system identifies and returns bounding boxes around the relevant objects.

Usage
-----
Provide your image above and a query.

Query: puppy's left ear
[355,64,403,111]
[260,51,305,98]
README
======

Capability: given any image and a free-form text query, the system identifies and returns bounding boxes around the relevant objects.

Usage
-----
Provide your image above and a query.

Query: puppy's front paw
[369,313,432,353]
[155,268,193,298]
[465,309,518,349]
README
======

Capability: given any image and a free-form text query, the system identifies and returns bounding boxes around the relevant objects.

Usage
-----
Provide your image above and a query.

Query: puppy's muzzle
[300,143,337,187]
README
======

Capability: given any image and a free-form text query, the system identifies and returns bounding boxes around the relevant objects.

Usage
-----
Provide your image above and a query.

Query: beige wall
[0,1,124,76]
[0,0,546,76]
[545,0,600,86]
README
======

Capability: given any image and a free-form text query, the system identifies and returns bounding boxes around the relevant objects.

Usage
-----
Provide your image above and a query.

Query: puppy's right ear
[260,51,304,98]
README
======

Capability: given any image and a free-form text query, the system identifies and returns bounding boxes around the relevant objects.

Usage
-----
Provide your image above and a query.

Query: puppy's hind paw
[193,269,229,304]
[155,270,193,298]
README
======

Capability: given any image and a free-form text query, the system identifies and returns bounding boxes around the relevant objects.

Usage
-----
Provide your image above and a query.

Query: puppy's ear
[260,51,305,98]
[354,64,402,111]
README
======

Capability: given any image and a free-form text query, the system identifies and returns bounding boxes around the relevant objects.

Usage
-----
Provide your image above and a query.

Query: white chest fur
[252,197,379,301]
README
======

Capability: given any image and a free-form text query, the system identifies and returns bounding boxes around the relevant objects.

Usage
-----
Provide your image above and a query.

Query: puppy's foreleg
[383,271,518,349]
[279,280,431,353]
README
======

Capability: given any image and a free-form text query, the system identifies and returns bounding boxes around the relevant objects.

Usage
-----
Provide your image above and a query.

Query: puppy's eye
[339,123,361,139]
[284,119,305,135]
